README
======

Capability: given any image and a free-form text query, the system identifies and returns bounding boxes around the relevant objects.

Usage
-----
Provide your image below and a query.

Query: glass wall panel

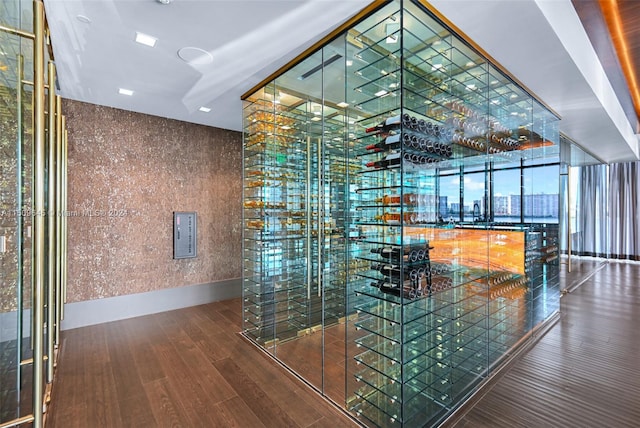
[0,27,33,427]
[241,1,561,426]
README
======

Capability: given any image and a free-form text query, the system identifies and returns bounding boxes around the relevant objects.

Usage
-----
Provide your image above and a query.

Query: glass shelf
[242,1,560,426]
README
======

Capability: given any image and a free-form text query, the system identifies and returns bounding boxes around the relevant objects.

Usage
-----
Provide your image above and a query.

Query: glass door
[319,36,349,404]
[0,19,34,425]
[241,36,351,400]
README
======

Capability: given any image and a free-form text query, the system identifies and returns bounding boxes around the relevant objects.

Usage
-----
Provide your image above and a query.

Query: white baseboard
[60,278,241,331]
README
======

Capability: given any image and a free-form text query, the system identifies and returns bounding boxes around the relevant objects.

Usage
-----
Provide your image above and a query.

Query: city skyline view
[438,165,559,221]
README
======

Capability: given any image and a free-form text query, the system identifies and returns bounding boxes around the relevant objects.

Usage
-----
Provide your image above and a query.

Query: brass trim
[62,121,68,313]
[22,80,49,89]
[55,95,63,342]
[47,61,57,384]
[415,0,561,119]
[241,0,391,100]
[0,24,35,39]
[16,53,25,395]
[20,355,49,366]
[0,416,36,428]
[33,1,46,426]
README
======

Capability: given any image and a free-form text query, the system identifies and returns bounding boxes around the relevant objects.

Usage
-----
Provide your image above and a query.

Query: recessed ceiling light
[135,32,157,48]
[118,88,133,96]
[346,60,353,67]
[375,90,388,97]
[76,15,91,24]
[337,102,349,108]
[466,61,475,67]
[198,106,211,112]
[311,116,322,122]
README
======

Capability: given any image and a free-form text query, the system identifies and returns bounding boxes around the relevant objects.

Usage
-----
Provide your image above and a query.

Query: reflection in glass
[241,1,561,426]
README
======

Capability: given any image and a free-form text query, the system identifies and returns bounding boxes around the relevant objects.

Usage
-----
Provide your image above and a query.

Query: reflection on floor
[276,321,358,406]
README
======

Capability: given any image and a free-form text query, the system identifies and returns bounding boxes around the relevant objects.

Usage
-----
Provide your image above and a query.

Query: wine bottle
[370,280,419,299]
[365,114,401,133]
[371,263,425,280]
[365,134,406,151]
[243,200,264,208]
[375,193,419,205]
[374,212,419,225]
[365,152,402,169]
[371,246,425,262]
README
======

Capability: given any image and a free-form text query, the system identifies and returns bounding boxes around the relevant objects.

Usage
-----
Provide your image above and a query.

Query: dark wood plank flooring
[47,259,640,427]
[450,259,640,428]
[46,299,357,428]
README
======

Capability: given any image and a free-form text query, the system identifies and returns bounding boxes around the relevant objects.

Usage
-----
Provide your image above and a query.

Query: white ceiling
[44,0,640,163]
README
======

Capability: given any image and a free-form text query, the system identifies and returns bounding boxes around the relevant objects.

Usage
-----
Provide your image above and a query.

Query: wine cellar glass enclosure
[242,1,560,426]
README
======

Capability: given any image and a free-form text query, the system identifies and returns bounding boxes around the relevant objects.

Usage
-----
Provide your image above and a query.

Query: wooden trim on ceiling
[598,0,640,124]
[415,0,561,120]
[241,0,391,100]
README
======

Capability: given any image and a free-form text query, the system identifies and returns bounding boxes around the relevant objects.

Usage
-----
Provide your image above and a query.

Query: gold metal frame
[47,61,56,383]
[1,2,67,427]
[56,95,63,331]
[33,1,46,425]
[0,24,35,39]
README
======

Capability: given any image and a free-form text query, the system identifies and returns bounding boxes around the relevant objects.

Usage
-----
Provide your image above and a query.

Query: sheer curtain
[576,164,608,257]
[608,162,640,260]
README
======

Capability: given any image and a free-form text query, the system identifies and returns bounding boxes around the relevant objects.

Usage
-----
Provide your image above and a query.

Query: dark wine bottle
[365,114,401,133]
[371,246,423,262]
[371,263,425,281]
[370,280,419,299]
[365,152,405,169]
[365,134,405,151]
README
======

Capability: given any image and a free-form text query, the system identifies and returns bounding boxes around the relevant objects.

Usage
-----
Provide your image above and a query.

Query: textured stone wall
[63,99,242,303]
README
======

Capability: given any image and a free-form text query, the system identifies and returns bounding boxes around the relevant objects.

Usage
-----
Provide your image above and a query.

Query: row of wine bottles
[364,113,523,158]
[372,211,440,225]
[371,262,450,278]
[370,244,433,263]
[365,113,454,142]
[365,152,443,170]
[446,100,513,136]
[365,133,453,158]
[374,192,435,206]
[368,276,453,299]
[366,243,434,300]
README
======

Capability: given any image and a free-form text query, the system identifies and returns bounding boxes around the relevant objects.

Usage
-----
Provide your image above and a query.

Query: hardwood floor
[48,259,640,427]
[450,260,640,428]
[46,299,357,428]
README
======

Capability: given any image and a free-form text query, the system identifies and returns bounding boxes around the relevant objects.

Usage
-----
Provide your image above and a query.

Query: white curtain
[608,162,640,260]
[576,164,608,257]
